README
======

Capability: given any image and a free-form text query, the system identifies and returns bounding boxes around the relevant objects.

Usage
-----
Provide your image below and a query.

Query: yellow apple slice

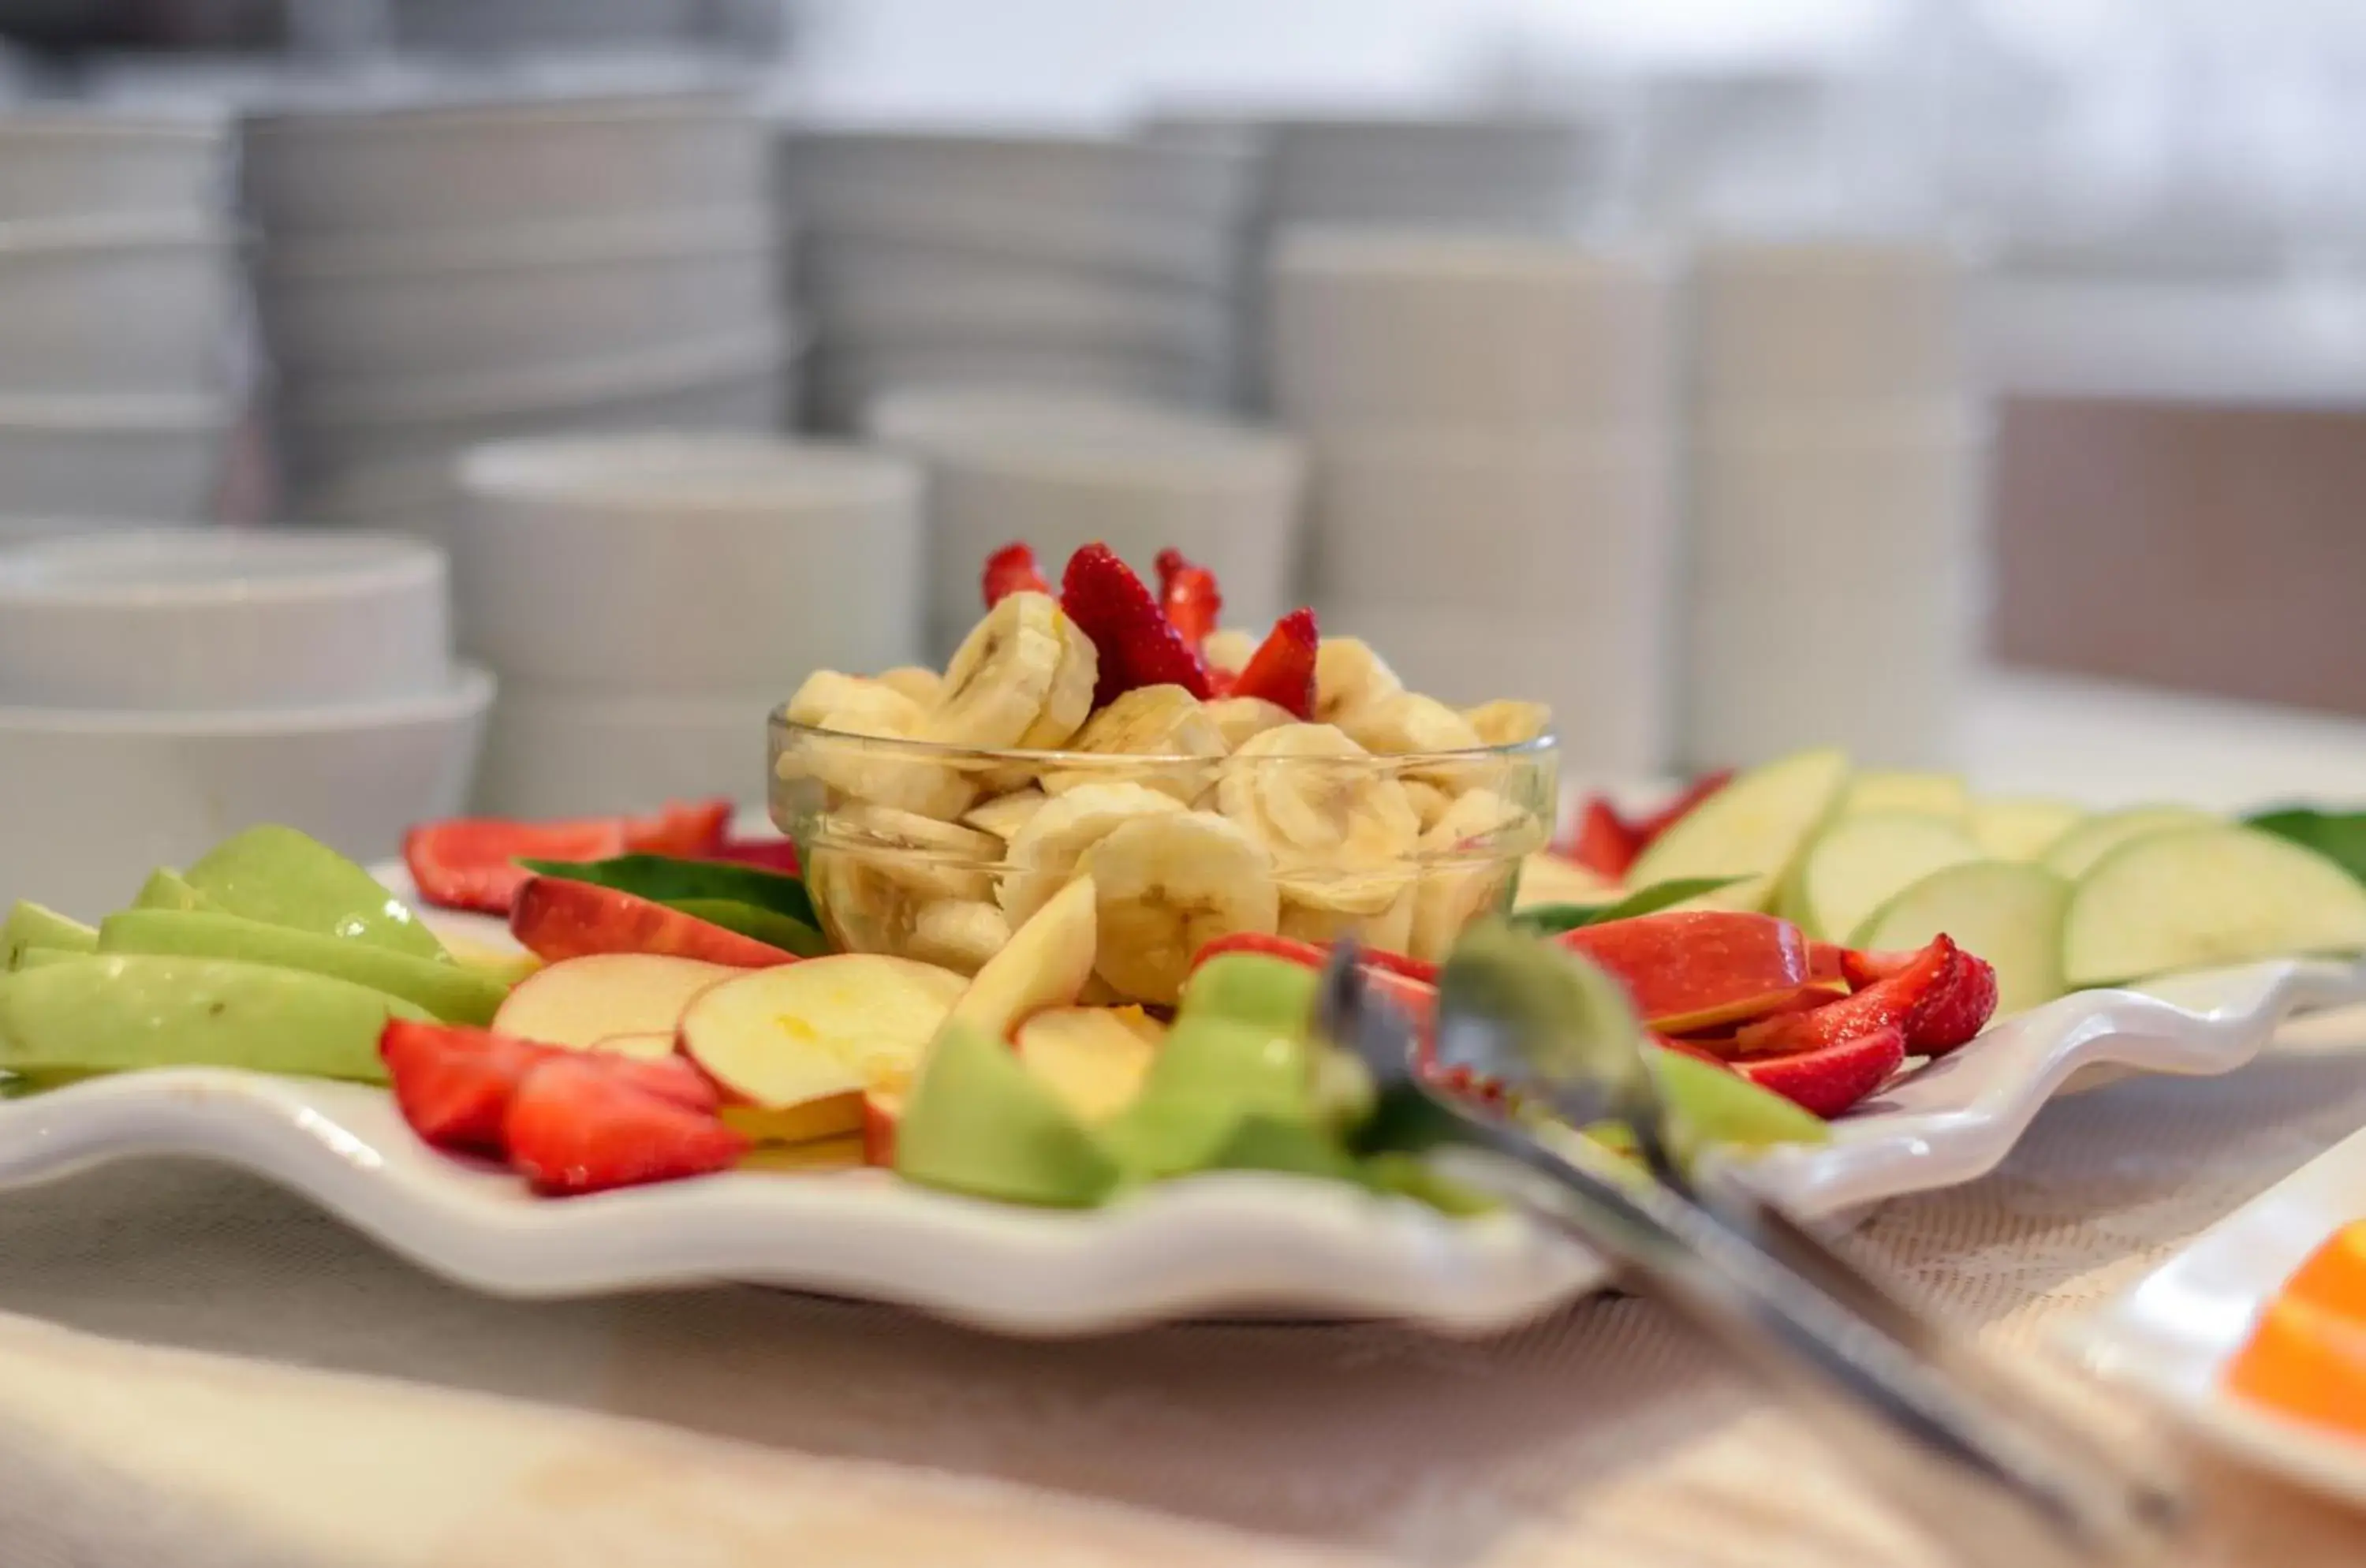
[1014,1006,1157,1122]
[678,954,966,1143]
[737,1135,866,1174]
[2041,805,2215,880]
[946,873,1098,1039]
[491,954,741,1049]
[2062,825,2366,988]
[1969,797,2086,862]
[1842,770,1969,821]
[1625,747,1850,912]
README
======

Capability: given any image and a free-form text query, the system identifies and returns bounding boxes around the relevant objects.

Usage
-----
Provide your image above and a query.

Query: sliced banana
[777,674,973,821]
[1084,810,1279,1004]
[925,591,1089,750]
[961,788,1047,843]
[830,803,999,904]
[1217,724,1419,875]
[877,666,943,706]
[1401,778,1455,832]
[1009,604,1099,752]
[1313,637,1402,724]
[1463,698,1552,747]
[905,898,1011,976]
[1279,877,1415,953]
[1339,692,1485,756]
[1202,626,1259,675]
[1040,684,1226,801]
[1204,695,1295,752]
[1407,790,1530,964]
[785,670,922,734]
[999,782,1185,925]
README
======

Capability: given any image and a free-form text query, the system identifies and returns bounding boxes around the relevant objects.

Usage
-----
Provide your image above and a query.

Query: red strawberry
[622,798,731,857]
[504,1056,747,1197]
[1564,798,1643,879]
[1059,542,1211,704]
[1228,608,1319,719]
[379,1020,554,1155]
[1733,936,1958,1057]
[1841,947,1915,990]
[983,542,1050,607]
[402,816,629,916]
[1732,1025,1905,1118]
[1909,951,1998,1057]
[1154,547,1223,648]
[1633,770,1733,848]
[1807,942,1850,987]
[595,1052,724,1114]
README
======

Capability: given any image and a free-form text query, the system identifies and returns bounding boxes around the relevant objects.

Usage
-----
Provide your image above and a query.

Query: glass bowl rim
[768,707,1560,770]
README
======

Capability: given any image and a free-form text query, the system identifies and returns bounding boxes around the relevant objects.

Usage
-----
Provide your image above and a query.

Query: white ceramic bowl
[261,207,782,390]
[809,345,1222,432]
[782,129,1255,225]
[277,326,797,483]
[1314,598,1671,777]
[1303,427,1674,615]
[471,683,767,819]
[244,91,765,237]
[453,434,922,696]
[867,387,1303,651]
[808,260,1227,361]
[0,110,228,222]
[0,393,229,520]
[0,214,241,398]
[789,183,1239,289]
[1269,230,1673,430]
[278,451,458,539]
[0,528,450,711]
[1693,235,1973,412]
[0,666,492,920]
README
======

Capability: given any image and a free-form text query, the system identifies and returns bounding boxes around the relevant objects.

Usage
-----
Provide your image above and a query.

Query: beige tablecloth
[9,1028,2366,1566]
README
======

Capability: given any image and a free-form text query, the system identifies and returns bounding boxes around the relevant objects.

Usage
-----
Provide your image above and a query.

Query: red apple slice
[862,1087,903,1167]
[1560,911,1816,1032]
[509,875,797,968]
[678,954,966,1144]
[491,954,742,1051]
[1013,1006,1156,1122]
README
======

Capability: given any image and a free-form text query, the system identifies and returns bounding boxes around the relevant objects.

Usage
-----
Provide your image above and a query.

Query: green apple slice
[1625,748,1850,913]
[4,902,96,971]
[895,1020,1118,1207]
[1785,812,1982,942]
[2040,805,2215,879]
[1968,797,2087,863]
[185,825,446,961]
[96,909,510,1026]
[1851,860,2069,1014]
[2061,825,2366,988]
[1842,771,1969,821]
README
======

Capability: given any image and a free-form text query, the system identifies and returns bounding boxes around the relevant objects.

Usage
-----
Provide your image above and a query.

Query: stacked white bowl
[0,109,241,526]
[864,387,1304,666]
[452,433,925,816]
[0,528,489,918]
[1682,234,1984,771]
[1271,230,1679,781]
[779,130,1256,431]
[247,89,791,534]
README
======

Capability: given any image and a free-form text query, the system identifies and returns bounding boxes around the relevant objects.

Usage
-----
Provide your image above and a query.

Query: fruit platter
[2,540,2365,1333]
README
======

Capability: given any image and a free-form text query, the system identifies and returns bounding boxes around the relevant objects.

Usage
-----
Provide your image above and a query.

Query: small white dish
[0,666,491,920]
[261,207,782,390]
[0,391,228,521]
[244,91,765,238]
[453,435,923,696]
[782,129,1254,225]
[787,184,1239,289]
[0,922,2350,1333]
[2062,1118,2366,1508]
[0,212,240,398]
[0,108,228,222]
[1269,230,1672,430]
[0,528,450,711]
[469,684,774,819]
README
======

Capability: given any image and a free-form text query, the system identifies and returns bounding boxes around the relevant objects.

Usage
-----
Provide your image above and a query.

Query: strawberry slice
[1227,608,1318,719]
[983,541,1050,607]
[623,798,731,857]
[1154,547,1223,648]
[402,816,629,916]
[379,1020,554,1155]
[1060,542,1211,704]
[1732,935,1958,1057]
[595,1052,724,1115]
[1633,770,1734,848]
[1909,951,1998,1057]
[1731,1025,1905,1118]
[509,875,800,969]
[1564,798,1643,879]
[504,1055,748,1197]
[1807,942,1850,987]
[1840,947,1915,990]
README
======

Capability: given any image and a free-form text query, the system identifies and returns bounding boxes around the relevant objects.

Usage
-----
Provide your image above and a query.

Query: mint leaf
[1508,876,1743,935]
[519,854,820,931]
[2248,808,2366,887]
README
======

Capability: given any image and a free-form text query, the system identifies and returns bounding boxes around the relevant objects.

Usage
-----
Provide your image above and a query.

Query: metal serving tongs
[1315,931,2187,1566]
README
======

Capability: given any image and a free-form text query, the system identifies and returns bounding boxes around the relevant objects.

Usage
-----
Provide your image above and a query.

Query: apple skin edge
[509,876,800,969]
[1558,912,1815,1033]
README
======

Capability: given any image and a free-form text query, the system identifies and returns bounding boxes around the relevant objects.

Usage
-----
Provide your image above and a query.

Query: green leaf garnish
[1508,876,1744,935]
[2247,808,2366,888]
[669,898,831,958]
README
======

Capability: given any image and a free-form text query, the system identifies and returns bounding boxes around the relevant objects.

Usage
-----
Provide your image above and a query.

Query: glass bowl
[769,710,1558,1006]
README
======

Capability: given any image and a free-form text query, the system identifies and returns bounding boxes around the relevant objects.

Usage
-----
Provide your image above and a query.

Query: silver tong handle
[1426,1107,2182,1565]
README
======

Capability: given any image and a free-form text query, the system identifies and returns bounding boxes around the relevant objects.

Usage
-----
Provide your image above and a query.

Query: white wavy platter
[2058,1120,2366,1510]
[0,864,2357,1336]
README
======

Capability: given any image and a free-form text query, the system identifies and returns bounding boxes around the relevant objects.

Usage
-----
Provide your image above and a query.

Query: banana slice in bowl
[999,782,1184,926]
[1084,809,1280,1004]
[1039,684,1226,802]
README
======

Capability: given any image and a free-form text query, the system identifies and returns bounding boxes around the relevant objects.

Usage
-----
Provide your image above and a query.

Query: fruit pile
[2227,1220,2366,1440]
[774,542,1558,1006]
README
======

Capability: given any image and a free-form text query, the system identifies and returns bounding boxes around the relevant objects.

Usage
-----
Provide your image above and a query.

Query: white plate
[3,872,2359,1335]
[2061,1114,2366,1508]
